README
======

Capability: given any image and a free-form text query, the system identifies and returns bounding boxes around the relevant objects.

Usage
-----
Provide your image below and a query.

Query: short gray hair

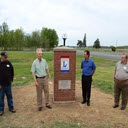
[122,54,128,59]
[36,48,42,54]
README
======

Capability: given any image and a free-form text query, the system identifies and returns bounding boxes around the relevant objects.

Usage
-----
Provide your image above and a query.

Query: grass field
[6,52,117,94]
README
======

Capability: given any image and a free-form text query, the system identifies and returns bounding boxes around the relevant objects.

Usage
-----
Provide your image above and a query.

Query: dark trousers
[0,84,14,112]
[114,79,128,107]
[82,75,92,102]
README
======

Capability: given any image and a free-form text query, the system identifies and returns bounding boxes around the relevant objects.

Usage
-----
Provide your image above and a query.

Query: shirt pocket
[123,66,128,73]
[88,64,92,69]
[4,64,11,71]
[35,65,40,71]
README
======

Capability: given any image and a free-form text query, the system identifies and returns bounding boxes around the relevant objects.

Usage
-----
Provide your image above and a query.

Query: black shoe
[9,109,16,113]
[0,111,4,116]
[113,105,119,108]
[46,105,52,109]
[81,100,86,104]
[121,107,125,110]
[38,107,42,111]
[87,102,90,106]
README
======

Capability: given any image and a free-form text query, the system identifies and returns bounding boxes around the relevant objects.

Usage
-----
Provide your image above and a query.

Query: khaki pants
[36,77,49,107]
[114,79,128,107]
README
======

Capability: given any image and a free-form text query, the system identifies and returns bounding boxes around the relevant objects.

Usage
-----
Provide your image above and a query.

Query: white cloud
[0,0,128,46]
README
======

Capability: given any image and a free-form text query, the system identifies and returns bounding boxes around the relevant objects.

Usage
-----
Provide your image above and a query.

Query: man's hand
[46,69,53,82]
[32,73,39,87]
[49,77,53,83]
[92,70,96,76]
[114,71,116,81]
[35,81,39,87]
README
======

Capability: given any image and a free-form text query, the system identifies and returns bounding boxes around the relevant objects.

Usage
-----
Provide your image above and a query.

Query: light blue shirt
[31,58,48,77]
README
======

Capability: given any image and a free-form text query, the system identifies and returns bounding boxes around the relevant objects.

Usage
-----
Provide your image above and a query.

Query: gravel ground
[77,50,128,61]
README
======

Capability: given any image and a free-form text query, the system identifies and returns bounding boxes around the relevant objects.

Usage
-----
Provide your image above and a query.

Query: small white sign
[61,56,69,72]
[59,80,71,89]
[6,64,10,67]
[124,67,127,70]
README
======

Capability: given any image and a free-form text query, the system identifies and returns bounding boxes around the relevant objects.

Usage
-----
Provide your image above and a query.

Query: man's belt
[82,75,92,77]
[115,78,128,83]
[36,76,46,79]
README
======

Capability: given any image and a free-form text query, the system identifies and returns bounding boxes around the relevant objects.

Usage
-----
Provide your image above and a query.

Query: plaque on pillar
[59,80,71,89]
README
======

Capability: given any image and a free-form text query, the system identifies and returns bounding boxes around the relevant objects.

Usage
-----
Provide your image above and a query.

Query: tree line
[0,22,59,50]
[77,33,101,48]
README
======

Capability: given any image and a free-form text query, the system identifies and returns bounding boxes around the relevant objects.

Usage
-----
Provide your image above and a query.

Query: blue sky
[0,0,128,46]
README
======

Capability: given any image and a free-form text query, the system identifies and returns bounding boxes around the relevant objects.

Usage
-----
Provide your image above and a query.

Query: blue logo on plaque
[61,56,69,72]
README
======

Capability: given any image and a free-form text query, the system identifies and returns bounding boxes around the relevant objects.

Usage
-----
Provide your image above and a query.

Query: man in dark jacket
[0,52,16,116]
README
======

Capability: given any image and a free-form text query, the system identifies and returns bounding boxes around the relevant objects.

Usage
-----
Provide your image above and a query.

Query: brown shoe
[38,107,42,111]
[9,109,16,113]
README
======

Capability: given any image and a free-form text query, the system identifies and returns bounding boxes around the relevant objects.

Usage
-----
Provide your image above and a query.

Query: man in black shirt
[0,52,16,116]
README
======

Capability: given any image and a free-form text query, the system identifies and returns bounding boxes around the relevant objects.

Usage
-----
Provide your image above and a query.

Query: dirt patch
[1,81,128,128]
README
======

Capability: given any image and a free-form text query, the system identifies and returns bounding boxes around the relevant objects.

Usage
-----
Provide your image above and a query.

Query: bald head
[36,48,42,61]
[36,48,42,54]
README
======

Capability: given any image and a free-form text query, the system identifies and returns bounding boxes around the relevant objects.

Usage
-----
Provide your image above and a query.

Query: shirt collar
[84,58,90,62]
[121,61,127,65]
[37,58,42,62]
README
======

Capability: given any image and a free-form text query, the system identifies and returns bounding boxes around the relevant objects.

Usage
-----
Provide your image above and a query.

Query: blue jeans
[0,84,14,112]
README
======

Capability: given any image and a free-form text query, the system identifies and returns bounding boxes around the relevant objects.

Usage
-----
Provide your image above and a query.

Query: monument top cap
[53,46,76,52]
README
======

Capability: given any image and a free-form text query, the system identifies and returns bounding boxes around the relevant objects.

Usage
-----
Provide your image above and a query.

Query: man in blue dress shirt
[81,50,96,106]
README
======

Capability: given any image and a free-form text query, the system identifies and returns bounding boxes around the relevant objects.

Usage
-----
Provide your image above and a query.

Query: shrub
[111,46,116,52]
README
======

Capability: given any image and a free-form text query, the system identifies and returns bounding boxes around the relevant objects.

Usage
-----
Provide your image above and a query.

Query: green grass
[0,122,84,128]
[0,122,117,128]
[2,126,35,128]
[7,52,54,86]
[49,121,85,128]
[6,52,117,94]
